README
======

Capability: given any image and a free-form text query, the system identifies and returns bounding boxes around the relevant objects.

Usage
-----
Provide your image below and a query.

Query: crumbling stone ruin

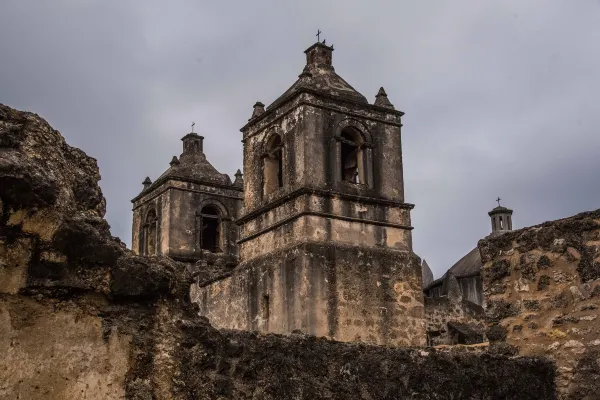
[1,40,598,399]
[479,209,600,398]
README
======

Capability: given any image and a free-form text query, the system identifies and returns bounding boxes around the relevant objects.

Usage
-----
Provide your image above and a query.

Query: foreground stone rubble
[0,103,587,399]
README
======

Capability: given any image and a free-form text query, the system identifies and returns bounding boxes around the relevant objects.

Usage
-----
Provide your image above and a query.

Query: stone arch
[261,127,285,155]
[195,198,230,219]
[334,119,373,145]
[196,199,230,253]
[261,129,284,196]
[142,206,158,256]
[334,119,373,186]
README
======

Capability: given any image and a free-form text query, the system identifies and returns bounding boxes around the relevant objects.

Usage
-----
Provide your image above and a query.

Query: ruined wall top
[478,207,600,398]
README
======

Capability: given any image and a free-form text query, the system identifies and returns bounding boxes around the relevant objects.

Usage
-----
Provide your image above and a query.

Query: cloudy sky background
[2,0,599,277]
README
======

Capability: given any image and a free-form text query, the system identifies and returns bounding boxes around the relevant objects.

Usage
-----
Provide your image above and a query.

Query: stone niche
[193,242,426,346]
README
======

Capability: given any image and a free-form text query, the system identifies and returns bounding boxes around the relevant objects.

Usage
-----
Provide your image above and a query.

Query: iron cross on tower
[496,197,502,207]
[191,122,195,133]
[316,29,322,42]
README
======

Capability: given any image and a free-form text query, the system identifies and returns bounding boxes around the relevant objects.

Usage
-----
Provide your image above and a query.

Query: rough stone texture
[0,103,194,398]
[178,328,556,400]
[479,209,600,399]
[425,296,485,346]
[0,294,131,399]
[0,103,560,399]
[424,271,486,346]
[193,243,425,346]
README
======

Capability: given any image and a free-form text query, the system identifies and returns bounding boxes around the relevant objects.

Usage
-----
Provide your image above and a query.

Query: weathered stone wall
[166,182,242,260]
[240,211,412,262]
[193,242,426,346]
[0,103,192,399]
[479,209,600,399]
[131,187,171,256]
[425,297,485,345]
[0,294,131,399]
[179,328,555,400]
[238,95,413,260]
[132,180,242,261]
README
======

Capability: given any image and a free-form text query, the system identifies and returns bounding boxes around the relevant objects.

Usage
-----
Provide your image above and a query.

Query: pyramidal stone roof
[267,42,369,110]
[134,132,235,200]
[155,133,231,186]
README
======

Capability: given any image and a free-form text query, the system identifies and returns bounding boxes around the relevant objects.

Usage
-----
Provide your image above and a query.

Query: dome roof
[133,133,235,201]
[488,205,513,215]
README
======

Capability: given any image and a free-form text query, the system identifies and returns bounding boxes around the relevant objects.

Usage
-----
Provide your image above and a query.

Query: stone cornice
[131,175,243,204]
[238,210,413,244]
[131,180,244,211]
[241,88,404,138]
[236,187,414,225]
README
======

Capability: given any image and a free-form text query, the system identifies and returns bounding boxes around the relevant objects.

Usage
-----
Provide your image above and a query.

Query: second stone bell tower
[196,40,425,346]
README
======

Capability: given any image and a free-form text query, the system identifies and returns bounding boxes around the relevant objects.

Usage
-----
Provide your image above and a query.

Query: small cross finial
[316,29,321,42]
[496,197,502,207]
[191,122,195,133]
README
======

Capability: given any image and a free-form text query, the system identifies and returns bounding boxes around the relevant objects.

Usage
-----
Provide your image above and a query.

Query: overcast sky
[2,0,599,278]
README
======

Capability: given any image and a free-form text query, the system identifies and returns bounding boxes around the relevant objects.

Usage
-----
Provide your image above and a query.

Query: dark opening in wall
[261,294,270,329]
[143,208,158,255]
[200,205,221,253]
[264,134,284,195]
[340,128,363,184]
[426,330,443,346]
[447,322,485,345]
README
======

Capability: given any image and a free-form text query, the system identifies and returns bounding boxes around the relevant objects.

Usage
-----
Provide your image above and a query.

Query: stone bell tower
[131,128,243,264]
[488,198,514,236]
[195,41,425,346]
